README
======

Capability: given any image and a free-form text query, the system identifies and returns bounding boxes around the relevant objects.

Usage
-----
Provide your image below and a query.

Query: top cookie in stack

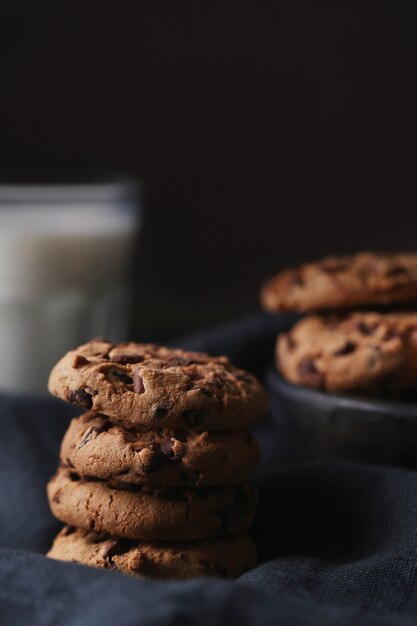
[47,340,267,580]
[48,339,267,431]
[261,252,417,396]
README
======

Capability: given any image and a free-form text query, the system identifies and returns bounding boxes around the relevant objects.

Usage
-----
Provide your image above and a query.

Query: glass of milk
[0,180,141,393]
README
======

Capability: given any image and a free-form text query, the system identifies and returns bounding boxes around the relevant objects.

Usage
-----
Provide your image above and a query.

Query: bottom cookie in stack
[48,526,257,579]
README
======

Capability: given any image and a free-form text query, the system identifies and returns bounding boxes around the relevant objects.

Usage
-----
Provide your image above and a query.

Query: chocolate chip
[212,375,237,394]
[285,334,296,351]
[164,356,200,368]
[102,366,133,386]
[299,359,316,375]
[357,321,379,336]
[111,354,145,364]
[209,378,226,405]
[160,439,181,462]
[103,538,134,565]
[386,265,408,277]
[52,490,62,504]
[184,366,204,383]
[68,472,79,482]
[160,438,174,456]
[334,341,357,356]
[72,355,89,369]
[182,409,205,426]
[289,269,304,286]
[153,406,169,419]
[195,386,213,397]
[298,359,323,387]
[113,369,133,385]
[66,388,93,409]
[383,328,402,342]
[79,421,111,447]
[133,369,145,394]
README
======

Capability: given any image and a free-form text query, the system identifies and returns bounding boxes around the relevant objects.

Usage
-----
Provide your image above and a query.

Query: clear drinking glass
[0,180,141,392]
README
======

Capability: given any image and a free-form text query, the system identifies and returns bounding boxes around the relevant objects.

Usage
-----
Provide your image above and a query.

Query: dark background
[0,1,416,339]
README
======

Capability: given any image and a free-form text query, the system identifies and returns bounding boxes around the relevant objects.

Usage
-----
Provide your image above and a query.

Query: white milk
[0,183,141,392]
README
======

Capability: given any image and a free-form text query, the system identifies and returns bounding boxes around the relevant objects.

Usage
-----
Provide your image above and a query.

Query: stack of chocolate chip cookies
[261,252,417,396]
[46,339,267,579]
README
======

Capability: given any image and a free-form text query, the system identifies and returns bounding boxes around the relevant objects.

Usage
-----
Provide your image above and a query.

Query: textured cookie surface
[48,526,257,579]
[61,412,259,487]
[48,340,267,430]
[262,252,417,313]
[277,312,417,393]
[47,467,257,541]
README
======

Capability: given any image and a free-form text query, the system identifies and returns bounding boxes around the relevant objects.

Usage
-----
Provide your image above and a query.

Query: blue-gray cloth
[2,314,417,625]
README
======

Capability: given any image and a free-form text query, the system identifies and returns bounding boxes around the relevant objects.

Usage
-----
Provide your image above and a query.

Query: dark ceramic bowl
[266,368,417,468]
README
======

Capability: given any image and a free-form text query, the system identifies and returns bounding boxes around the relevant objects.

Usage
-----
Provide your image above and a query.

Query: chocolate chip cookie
[48,526,257,579]
[47,467,257,541]
[61,412,260,487]
[48,340,267,431]
[277,311,417,393]
[262,252,417,313]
